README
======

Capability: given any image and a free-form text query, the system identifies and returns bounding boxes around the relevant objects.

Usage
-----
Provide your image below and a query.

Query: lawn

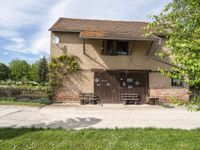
[0,128,200,150]
[0,100,47,107]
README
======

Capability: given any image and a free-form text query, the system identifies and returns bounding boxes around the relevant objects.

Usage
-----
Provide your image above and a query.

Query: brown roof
[49,18,157,41]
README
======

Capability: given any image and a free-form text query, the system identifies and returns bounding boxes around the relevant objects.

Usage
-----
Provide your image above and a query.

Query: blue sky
[0,0,171,65]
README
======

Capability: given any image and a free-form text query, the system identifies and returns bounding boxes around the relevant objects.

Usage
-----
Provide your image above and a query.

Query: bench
[146,97,159,105]
[121,93,140,105]
[79,93,100,105]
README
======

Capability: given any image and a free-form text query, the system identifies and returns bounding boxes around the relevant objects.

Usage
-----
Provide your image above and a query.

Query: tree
[146,0,200,108]
[0,63,9,81]
[9,60,30,81]
[38,56,49,84]
[28,62,39,82]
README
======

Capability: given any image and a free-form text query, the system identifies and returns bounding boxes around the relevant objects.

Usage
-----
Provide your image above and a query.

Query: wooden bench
[121,93,140,105]
[79,93,100,105]
[146,97,159,105]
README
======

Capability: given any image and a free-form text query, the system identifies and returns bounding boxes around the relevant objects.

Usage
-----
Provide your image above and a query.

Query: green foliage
[188,96,200,111]
[38,56,49,84]
[28,62,39,82]
[169,97,188,106]
[0,63,9,81]
[0,100,47,107]
[146,0,200,106]
[146,0,200,85]
[49,55,78,97]
[0,82,48,90]
[9,60,30,81]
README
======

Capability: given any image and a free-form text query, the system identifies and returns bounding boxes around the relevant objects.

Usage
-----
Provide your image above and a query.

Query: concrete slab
[0,104,200,130]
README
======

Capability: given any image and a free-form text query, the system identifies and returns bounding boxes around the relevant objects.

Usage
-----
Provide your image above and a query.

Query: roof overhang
[79,30,158,41]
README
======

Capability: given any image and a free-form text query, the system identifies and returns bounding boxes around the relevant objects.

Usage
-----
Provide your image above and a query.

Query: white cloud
[0,0,54,54]
[0,0,171,56]
[29,0,159,55]
[0,0,48,30]
[29,0,71,54]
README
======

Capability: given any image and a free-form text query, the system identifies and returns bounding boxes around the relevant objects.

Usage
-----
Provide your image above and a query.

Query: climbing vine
[48,55,78,98]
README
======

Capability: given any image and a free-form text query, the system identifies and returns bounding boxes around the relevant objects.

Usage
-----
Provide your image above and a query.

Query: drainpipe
[150,35,162,56]
[83,39,86,54]
[150,35,178,67]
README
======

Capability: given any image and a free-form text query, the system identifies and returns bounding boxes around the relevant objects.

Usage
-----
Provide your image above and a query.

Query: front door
[94,70,149,103]
[94,71,120,103]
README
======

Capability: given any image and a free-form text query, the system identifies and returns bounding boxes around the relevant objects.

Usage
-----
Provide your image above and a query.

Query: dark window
[171,79,183,87]
[106,40,117,55]
[117,41,129,55]
[102,40,129,55]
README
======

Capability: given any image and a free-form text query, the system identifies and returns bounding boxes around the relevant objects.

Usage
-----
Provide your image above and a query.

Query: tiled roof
[49,18,157,41]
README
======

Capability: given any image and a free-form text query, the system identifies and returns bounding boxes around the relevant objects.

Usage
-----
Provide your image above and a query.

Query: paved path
[0,104,200,130]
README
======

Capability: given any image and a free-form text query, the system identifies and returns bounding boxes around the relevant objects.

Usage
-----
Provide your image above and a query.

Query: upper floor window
[102,40,129,56]
[171,79,183,87]
[117,41,129,55]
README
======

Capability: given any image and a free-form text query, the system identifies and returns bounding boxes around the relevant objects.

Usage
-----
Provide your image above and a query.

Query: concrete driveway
[0,104,200,130]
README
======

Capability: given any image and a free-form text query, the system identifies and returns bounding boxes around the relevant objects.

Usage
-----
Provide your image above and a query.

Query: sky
[0,0,171,65]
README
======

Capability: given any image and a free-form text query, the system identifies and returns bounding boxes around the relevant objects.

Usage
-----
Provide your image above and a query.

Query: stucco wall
[53,71,94,102]
[51,32,170,71]
[50,32,189,102]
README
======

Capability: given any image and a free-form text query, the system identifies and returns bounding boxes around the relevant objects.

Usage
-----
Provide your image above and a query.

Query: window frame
[117,41,129,55]
[171,78,183,87]
[102,40,129,56]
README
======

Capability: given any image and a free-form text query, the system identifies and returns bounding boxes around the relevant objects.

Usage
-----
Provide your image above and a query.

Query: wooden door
[94,71,120,103]
[94,70,149,103]
[118,70,148,101]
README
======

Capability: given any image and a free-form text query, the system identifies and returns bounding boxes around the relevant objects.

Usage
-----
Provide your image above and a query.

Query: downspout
[150,35,178,67]
[150,35,172,66]
[150,35,162,57]
[83,39,86,54]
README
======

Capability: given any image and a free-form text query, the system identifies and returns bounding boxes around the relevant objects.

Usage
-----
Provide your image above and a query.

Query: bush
[0,87,51,102]
[0,97,16,101]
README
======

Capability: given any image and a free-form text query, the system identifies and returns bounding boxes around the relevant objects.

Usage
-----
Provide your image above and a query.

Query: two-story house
[49,18,188,103]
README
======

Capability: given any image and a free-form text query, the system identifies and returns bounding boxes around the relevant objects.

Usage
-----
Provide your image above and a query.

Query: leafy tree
[0,63,9,81]
[38,56,49,84]
[146,0,200,109]
[28,62,39,82]
[9,60,30,81]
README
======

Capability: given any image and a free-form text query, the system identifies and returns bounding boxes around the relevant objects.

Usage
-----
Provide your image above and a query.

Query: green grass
[0,128,200,150]
[0,100,46,107]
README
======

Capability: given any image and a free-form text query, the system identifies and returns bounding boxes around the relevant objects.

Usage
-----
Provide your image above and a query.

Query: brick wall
[150,88,189,103]
[149,72,189,102]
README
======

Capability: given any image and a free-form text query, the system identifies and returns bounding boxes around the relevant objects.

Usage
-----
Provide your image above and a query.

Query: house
[49,18,189,103]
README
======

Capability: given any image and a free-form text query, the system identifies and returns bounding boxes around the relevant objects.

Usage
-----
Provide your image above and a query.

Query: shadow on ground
[0,117,101,140]
[32,117,102,129]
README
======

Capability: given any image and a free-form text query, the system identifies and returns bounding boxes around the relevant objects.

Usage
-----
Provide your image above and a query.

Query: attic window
[102,40,129,56]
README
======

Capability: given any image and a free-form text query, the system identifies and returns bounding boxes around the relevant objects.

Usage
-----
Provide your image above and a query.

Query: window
[102,40,129,55]
[117,41,129,55]
[106,40,117,55]
[171,79,183,87]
